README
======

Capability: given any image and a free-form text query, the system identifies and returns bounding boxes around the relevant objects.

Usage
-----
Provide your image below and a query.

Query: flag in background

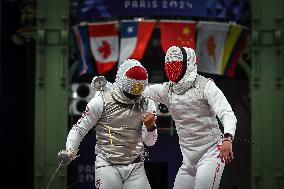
[221,24,242,74]
[88,22,119,75]
[196,21,229,75]
[224,27,249,77]
[160,20,196,53]
[73,24,93,76]
[119,20,156,65]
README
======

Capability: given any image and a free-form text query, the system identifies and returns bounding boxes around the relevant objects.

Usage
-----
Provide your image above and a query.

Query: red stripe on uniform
[211,163,221,189]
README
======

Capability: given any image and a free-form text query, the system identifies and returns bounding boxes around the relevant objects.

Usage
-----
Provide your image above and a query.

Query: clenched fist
[57,149,78,166]
[143,112,157,132]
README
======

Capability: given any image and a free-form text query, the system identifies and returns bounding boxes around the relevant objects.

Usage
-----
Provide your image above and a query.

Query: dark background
[1,1,35,188]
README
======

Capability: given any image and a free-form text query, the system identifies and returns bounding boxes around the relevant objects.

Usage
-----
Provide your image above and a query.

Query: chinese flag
[160,20,196,53]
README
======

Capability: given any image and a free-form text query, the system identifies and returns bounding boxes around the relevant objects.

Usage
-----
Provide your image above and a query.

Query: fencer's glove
[57,149,77,167]
[143,112,157,132]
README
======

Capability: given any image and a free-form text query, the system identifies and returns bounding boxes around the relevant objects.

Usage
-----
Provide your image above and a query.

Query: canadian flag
[88,22,119,75]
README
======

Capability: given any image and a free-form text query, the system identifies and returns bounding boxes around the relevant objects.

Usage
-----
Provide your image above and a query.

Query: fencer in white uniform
[144,46,237,189]
[58,59,158,189]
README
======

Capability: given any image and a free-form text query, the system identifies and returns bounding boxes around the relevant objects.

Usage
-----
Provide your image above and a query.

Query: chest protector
[95,91,149,164]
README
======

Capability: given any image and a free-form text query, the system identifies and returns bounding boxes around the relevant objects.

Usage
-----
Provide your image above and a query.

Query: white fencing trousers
[95,162,151,189]
[174,142,225,189]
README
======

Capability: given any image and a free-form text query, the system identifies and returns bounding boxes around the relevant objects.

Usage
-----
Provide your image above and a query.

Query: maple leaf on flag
[97,40,111,59]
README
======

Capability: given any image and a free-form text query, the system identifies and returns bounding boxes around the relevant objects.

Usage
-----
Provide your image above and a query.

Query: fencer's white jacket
[66,87,157,165]
[144,75,237,165]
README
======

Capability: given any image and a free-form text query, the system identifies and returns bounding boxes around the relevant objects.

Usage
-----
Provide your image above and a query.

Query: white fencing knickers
[95,155,151,189]
[173,141,225,189]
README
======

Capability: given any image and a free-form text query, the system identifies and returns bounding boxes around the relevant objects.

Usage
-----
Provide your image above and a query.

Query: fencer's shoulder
[84,93,104,115]
[88,92,104,106]
[197,75,215,85]
[196,74,209,81]
[194,75,208,87]
[208,78,215,82]
[203,78,220,96]
[163,81,171,87]
[161,81,171,90]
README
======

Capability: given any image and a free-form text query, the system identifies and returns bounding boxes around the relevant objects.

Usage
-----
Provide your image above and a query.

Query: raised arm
[143,83,169,105]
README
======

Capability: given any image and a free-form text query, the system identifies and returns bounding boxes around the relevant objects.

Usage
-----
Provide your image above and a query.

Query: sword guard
[57,149,78,166]
[91,76,107,91]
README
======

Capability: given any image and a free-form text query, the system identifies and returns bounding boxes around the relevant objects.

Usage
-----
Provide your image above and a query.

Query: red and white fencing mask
[165,46,188,83]
[165,46,197,94]
[115,59,148,96]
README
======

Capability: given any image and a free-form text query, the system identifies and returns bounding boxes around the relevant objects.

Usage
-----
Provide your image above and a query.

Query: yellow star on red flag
[182,26,191,35]
[160,21,196,52]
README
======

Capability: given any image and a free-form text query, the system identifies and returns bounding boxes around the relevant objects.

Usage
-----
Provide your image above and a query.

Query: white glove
[57,149,77,166]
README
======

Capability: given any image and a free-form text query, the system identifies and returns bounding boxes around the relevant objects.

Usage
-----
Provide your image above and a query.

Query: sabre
[46,159,64,189]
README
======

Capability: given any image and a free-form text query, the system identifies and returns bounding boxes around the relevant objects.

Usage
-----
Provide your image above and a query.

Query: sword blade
[46,160,64,189]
